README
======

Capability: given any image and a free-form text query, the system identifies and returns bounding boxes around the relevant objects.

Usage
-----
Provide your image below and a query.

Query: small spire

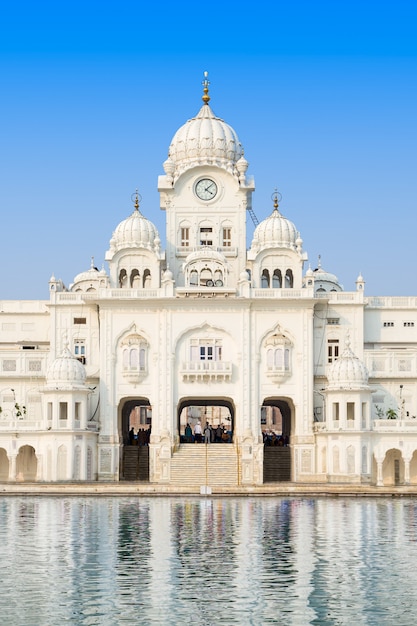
[318,254,322,269]
[90,256,95,269]
[202,71,210,104]
[272,189,282,212]
[131,189,142,211]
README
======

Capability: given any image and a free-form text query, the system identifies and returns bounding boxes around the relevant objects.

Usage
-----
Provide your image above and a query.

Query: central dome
[166,103,243,181]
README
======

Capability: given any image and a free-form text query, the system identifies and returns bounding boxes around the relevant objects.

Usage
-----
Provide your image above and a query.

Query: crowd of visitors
[128,427,151,445]
[182,421,232,444]
[262,430,289,446]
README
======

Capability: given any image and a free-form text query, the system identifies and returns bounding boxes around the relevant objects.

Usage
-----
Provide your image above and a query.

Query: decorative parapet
[373,419,417,432]
[181,361,232,382]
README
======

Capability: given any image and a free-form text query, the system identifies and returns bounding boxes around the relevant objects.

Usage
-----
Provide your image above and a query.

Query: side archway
[261,398,293,482]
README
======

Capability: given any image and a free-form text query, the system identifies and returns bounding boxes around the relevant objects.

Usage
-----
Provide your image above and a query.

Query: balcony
[181,360,232,382]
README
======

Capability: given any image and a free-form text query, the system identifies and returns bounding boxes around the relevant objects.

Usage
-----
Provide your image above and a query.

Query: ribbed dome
[108,207,159,254]
[327,339,369,390]
[46,346,86,387]
[313,260,342,292]
[72,258,101,285]
[167,103,243,181]
[250,207,300,252]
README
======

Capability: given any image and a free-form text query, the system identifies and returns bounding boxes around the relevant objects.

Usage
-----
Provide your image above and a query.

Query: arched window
[272,269,282,288]
[143,269,151,288]
[265,332,292,376]
[190,269,198,285]
[130,269,140,288]
[261,269,270,288]
[121,335,148,378]
[119,269,128,288]
[200,268,213,286]
[284,269,293,288]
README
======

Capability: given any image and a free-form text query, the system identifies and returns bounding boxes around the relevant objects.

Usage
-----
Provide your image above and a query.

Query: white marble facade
[1,75,417,487]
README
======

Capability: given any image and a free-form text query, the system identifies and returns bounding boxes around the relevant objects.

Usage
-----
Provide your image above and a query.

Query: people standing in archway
[185,422,192,443]
[129,427,135,445]
[194,421,202,443]
[204,422,211,444]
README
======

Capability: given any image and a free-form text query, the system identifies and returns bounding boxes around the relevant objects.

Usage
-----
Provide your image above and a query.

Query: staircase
[170,444,239,487]
[122,446,149,481]
[263,447,291,482]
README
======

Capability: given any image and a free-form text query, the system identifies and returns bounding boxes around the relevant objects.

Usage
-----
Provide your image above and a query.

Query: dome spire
[272,189,282,214]
[202,70,210,104]
[131,189,142,213]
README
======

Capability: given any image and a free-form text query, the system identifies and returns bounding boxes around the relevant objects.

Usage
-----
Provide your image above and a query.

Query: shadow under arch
[178,397,235,442]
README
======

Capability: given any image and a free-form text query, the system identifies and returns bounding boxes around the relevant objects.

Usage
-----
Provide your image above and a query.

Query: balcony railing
[181,360,232,382]
[373,419,417,431]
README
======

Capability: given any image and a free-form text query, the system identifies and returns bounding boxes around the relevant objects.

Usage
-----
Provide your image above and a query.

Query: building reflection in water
[1,497,417,624]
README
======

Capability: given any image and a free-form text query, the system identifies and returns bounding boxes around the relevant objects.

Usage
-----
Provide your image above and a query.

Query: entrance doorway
[120,398,151,481]
[262,399,292,482]
[178,398,234,444]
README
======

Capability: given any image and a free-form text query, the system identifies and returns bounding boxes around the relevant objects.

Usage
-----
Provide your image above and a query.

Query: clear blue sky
[1,0,416,299]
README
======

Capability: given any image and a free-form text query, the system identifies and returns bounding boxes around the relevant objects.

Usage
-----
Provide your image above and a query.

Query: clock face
[195,178,218,201]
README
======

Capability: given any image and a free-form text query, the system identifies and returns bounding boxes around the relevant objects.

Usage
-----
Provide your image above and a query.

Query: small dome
[313,259,342,292]
[108,207,160,254]
[46,346,86,388]
[250,206,299,252]
[167,103,243,181]
[327,338,369,390]
[72,259,100,285]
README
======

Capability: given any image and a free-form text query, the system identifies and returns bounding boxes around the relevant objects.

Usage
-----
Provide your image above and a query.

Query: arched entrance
[119,398,151,481]
[178,398,235,444]
[16,445,37,481]
[382,448,403,486]
[0,448,9,480]
[261,398,292,482]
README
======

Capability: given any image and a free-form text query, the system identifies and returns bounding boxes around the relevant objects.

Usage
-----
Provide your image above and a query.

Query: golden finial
[131,189,142,211]
[271,188,282,211]
[202,70,210,104]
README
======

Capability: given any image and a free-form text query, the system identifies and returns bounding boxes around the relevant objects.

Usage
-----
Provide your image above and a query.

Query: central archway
[178,397,235,443]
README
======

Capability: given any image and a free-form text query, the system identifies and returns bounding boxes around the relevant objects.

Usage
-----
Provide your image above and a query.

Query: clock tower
[158,73,255,290]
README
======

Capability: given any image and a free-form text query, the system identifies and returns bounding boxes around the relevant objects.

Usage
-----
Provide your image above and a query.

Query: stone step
[263,447,291,482]
[122,446,149,481]
[170,444,239,487]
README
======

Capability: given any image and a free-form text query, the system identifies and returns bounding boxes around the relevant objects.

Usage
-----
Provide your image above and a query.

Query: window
[404,322,414,327]
[59,402,68,420]
[74,340,86,364]
[200,227,213,246]
[383,322,394,327]
[272,270,282,288]
[328,339,339,363]
[181,227,190,247]
[190,339,222,362]
[74,317,86,325]
[265,333,292,375]
[261,269,270,288]
[266,347,290,371]
[222,227,232,247]
[121,336,148,375]
[327,318,340,325]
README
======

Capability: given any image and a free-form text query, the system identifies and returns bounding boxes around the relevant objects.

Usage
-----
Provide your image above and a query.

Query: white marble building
[1,74,416,487]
